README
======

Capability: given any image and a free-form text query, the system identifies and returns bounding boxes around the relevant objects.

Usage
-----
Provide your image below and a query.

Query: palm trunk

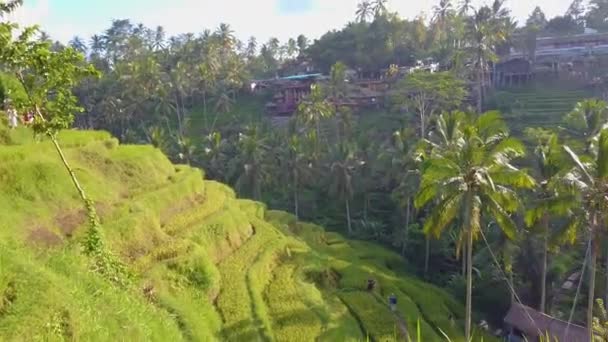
[540,213,549,313]
[605,238,608,311]
[462,243,466,277]
[424,237,430,276]
[294,168,299,221]
[345,198,352,235]
[477,68,483,113]
[174,93,183,139]
[464,191,474,342]
[402,199,411,256]
[589,231,598,341]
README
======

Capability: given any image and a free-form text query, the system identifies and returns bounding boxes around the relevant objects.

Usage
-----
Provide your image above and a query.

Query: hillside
[0,127,492,341]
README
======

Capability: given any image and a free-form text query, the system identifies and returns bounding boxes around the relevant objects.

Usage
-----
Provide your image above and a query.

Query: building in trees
[496,30,608,87]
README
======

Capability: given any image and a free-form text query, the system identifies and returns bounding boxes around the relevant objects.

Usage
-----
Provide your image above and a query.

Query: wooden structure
[504,303,589,342]
[497,31,608,87]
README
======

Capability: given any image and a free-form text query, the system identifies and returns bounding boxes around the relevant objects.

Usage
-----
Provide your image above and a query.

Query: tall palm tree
[215,23,235,50]
[153,26,166,51]
[372,0,388,18]
[296,34,308,56]
[69,36,88,55]
[524,130,570,314]
[329,143,359,235]
[562,129,608,338]
[0,0,22,16]
[416,111,535,340]
[287,38,298,59]
[432,0,454,44]
[458,0,474,16]
[356,1,373,23]
[296,84,334,153]
[234,126,269,200]
[564,99,608,152]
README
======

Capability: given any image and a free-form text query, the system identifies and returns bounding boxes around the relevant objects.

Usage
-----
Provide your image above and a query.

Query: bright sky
[9,0,575,44]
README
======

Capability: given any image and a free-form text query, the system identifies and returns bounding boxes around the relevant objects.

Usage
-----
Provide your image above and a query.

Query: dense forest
[6,0,608,340]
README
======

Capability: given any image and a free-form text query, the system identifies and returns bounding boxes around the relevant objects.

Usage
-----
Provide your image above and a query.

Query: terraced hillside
[493,86,593,136]
[0,127,492,341]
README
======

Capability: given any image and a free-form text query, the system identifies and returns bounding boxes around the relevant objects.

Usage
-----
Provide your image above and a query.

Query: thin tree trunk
[462,242,466,277]
[477,68,483,113]
[589,232,597,341]
[540,213,549,313]
[174,93,183,139]
[464,191,474,342]
[402,199,411,256]
[466,219,473,342]
[424,237,430,276]
[605,238,608,311]
[294,168,299,221]
[345,198,352,235]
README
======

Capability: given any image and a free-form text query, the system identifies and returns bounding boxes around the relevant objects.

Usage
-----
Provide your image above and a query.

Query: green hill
[0,127,490,341]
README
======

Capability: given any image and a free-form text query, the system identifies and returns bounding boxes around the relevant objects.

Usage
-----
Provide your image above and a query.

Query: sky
[8,0,576,45]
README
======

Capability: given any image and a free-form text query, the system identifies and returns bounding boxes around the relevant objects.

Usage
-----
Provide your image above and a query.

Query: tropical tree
[393,71,466,140]
[561,129,608,338]
[524,129,570,313]
[416,111,535,340]
[356,1,373,23]
[458,0,474,16]
[372,0,388,18]
[564,99,608,152]
[296,34,308,56]
[233,126,269,200]
[0,0,21,16]
[296,84,334,153]
[432,0,454,45]
[329,143,359,235]
[69,36,88,55]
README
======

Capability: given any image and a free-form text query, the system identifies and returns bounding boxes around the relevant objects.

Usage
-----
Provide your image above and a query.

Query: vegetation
[7,0,608,340]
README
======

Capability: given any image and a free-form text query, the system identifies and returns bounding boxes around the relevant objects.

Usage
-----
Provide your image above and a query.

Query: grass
[0,126,489,341]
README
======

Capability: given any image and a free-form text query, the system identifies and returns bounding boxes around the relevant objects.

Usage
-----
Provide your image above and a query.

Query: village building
[503,303,589,342]
[495,30,608,87]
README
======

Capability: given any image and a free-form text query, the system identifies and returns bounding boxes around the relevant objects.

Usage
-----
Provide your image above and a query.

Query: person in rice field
[388,293,397,311]
[5,101,18,129]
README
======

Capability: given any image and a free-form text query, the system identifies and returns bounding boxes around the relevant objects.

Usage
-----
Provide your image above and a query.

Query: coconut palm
[432,0,454,44]
[296,34,309,55]
[287,38,298,59]
[561,129,608,338]
[416,111,535,340]
[458,0,474,16]
[372,0,388,18]
[329,143,359,235]
[234,126,270,200]
[356,1,373,23]
[215,23,235,50]
[524,129,571,313]
[69,36,88,55]
[0,0,22,16]
[296,84,334,153]
[564,98,608,152]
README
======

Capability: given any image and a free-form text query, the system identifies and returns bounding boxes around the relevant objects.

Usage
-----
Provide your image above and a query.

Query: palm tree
[296,84,334,154]
[458,0,474,16]
[356,1,373,23]
[285,135,313,221]
[287,38,298,59]
[524,129,570,314]
[153,26,166,51]
[246,36,257,58]
[0,0,22,16]
[215,23,235,50]
[329,143,359,235]
[432,0,454,44]
[296,34,308,56]
[234,126,269,200]
[69,36,88,55]
[466,6,504,112]
[564,99,608,152]
[372,0,388,18]
[90,34,105,56]
[562,129,608,338]
[416,111,535,340]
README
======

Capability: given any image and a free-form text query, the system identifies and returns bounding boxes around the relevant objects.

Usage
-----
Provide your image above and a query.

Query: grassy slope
[0,126,491,341]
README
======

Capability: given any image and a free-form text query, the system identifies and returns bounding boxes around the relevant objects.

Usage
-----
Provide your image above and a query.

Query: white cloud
[10,0,576,45]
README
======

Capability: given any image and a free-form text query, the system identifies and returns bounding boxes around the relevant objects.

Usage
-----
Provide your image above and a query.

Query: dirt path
[392,308,410,341]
